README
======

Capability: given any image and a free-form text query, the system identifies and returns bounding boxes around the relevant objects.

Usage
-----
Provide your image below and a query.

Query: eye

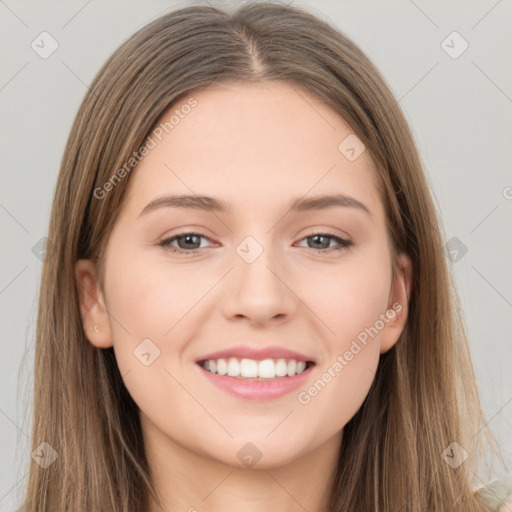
[158,232,214,256]
[295,231,353,253]
[158,230,353,256]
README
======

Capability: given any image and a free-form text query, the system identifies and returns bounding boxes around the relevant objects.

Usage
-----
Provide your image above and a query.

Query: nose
[221,243,297,327]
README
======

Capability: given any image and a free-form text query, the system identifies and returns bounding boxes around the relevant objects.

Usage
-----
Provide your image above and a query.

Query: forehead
[121,80,383,222]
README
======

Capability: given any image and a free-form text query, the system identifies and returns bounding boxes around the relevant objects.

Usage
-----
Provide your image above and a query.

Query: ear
[380,252,413,354]
[75,259,113,348]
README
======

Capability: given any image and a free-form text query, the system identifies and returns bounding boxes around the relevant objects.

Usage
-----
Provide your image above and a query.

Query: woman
[19,2,510,511]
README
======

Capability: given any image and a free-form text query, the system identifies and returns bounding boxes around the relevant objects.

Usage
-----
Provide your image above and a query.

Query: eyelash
[157,231,353,256]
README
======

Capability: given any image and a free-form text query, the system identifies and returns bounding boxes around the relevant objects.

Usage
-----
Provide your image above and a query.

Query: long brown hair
[19,2,503,510]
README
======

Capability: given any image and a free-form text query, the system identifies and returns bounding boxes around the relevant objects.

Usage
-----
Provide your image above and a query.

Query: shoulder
[474,475,512,511]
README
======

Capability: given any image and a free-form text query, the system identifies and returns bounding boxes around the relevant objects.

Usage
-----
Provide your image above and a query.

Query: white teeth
[287,359,297,376]
[258,359,275,378]
[216,358,228,376]
[200,357,311,379]
[227,358,240,377]
[275,358,288,377]
[240,358,258,377]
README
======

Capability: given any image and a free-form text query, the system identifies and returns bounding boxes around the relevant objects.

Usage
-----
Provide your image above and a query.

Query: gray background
[1,0,511,509]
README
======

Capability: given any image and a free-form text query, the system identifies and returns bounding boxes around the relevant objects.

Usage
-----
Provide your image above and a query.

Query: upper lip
[195,345,316,364]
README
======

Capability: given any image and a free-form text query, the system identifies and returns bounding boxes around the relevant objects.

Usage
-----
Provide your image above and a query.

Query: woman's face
[76,81,411,469]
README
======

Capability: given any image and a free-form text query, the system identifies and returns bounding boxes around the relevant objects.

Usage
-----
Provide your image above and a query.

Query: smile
[196,358,316,400]
[199,357,312,379]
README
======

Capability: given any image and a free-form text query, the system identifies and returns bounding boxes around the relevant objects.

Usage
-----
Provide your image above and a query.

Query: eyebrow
[138,193,372,218]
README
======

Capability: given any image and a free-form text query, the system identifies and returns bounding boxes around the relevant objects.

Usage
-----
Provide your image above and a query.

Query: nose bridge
[236,233,284,295]
[223,233,295,323]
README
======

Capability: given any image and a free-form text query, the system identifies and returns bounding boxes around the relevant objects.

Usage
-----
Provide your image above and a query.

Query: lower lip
[196,363,315,400]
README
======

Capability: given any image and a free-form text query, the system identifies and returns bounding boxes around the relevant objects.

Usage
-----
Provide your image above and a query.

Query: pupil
[182,235,199,249]
[311,235,328,249]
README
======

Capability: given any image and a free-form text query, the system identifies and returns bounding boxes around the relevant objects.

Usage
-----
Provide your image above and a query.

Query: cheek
[293,258,389,423]
[303,259,391,345]
[105,249,205,338]
[103,253,197,423]
[296,346,379,440]
[103,247,218,398]
[102,250,177,371]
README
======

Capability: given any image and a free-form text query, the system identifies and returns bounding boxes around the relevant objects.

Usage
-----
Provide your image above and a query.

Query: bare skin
[76,81,412,512]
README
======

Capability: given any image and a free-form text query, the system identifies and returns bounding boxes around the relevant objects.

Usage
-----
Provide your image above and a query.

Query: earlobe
[74,259,113,348]
[380,253,413,354]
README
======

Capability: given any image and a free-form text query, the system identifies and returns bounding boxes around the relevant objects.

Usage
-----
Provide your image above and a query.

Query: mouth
[196,357,316,380]
[195,354,316,400]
